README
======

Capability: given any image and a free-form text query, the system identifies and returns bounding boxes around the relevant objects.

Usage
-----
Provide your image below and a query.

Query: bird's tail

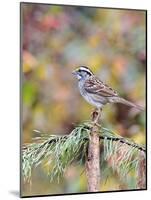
[112,97,144,111]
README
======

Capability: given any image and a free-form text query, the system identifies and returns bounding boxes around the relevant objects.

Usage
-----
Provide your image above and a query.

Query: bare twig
[85,109,101,192]
[137,152,146,189]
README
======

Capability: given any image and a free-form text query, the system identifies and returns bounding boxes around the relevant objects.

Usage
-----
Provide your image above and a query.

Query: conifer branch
[22,122,146,190]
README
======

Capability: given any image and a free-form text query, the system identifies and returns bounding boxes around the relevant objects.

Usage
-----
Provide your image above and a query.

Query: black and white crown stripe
[78,66,93,75]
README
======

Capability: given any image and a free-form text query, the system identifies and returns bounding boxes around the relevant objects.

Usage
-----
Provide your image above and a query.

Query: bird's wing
[84,76,118,97]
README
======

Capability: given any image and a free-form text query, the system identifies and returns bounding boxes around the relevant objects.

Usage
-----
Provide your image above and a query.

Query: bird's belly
[80,91,107,108]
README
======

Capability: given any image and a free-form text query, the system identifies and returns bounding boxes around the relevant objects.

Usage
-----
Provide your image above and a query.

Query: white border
[0,0,150,199]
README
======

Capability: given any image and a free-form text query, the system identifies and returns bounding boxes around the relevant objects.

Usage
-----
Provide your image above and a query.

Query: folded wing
[84,76,118,97]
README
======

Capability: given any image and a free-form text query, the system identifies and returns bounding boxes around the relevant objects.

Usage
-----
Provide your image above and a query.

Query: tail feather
[111,97,144,111]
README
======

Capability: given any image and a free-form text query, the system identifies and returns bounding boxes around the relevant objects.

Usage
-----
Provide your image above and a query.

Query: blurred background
[22,3,146,196]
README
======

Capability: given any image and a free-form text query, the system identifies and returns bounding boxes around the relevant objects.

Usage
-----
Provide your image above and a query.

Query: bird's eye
[78,69,81,73]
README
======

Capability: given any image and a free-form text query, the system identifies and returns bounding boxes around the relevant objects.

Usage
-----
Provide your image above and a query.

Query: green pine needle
[22,121,146,186]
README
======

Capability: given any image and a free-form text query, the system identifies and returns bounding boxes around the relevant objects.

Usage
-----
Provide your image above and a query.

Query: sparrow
[72,66,144,111]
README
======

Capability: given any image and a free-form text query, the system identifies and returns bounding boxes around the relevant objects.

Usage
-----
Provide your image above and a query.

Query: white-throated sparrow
[72,66,144,111]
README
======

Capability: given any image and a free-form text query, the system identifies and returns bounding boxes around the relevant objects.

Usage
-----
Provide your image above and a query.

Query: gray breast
[78,80,107,108]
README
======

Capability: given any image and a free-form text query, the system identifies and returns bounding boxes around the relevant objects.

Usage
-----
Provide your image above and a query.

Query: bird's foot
[93,121,101,127]
[91,109,99,121]
[91,108,102,127]
[89,121,101,127]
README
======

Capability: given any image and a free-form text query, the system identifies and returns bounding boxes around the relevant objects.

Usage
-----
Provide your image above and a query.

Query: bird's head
[72,66,93,81]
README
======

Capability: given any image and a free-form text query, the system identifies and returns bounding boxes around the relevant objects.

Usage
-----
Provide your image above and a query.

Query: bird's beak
[72,70,77,76]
